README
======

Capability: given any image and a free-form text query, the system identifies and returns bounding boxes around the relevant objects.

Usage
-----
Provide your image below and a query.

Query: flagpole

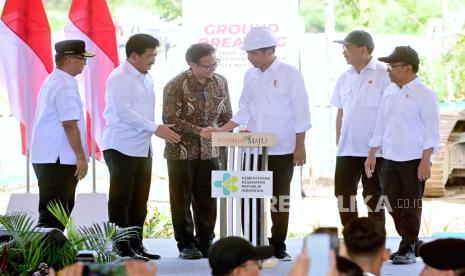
[26,150,30,193]
[91,82,97,193]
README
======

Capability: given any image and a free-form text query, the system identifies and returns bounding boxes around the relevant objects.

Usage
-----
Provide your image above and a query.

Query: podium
[211,132,275,246]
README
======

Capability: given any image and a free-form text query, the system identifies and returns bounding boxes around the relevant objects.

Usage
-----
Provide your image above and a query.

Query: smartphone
[313,227,339,255]
[83,263,126,276]
[306,233,331,276]
[76,250,97,263]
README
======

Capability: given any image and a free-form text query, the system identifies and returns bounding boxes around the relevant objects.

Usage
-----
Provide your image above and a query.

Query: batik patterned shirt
[163,69,232,160]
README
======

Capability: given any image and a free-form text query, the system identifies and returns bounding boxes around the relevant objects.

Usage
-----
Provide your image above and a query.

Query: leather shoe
[390,239,423,260]
[113,241,149,262]
[179,244,202,260]
[132,243,161,260]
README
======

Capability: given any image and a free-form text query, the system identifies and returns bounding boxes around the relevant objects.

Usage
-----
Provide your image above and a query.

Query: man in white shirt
[213,26,311,260]
[365,46,440,265]
[31,40,94,230]
[332,30,390,227]
[342,217,390,276]
[102,34,181,260]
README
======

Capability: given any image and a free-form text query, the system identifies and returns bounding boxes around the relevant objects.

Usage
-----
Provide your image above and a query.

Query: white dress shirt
[331,57,391,157]
[101,61,158,157]
[369,77,440,161]
[231,58,311,155]
[31,69,88,165]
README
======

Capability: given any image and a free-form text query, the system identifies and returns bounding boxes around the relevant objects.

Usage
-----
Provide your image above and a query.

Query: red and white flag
[64,0,119,160]
[0,0,53,154]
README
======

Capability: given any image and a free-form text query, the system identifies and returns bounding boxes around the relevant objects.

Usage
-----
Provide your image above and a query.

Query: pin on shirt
[273,79,278,88]
[368,80,373,84]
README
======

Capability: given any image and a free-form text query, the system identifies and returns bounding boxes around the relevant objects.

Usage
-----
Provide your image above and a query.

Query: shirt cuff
[368,137,382,148]
[423,140,439,154]
[148,123,158,133]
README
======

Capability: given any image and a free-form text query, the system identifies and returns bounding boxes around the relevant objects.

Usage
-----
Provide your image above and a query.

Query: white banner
[182,0,302,108]
[212,170,273,198]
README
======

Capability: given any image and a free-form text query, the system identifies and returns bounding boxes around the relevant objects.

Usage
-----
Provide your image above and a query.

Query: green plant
[143,206,173,239]
[0,201,138,275]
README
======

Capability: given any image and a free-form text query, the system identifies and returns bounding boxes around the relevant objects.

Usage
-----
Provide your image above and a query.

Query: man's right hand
[155,124,181,144]
[75,158,88,180]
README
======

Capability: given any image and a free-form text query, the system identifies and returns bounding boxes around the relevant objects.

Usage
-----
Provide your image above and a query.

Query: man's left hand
[417,160,431,181]
[293,146,306,166]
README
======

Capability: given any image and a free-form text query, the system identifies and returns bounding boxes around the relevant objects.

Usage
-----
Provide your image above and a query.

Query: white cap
[240,26,277,51]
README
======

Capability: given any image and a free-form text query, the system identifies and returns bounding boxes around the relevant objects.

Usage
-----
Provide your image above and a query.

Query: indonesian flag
[64,0,119,160]
[0,0,53,154]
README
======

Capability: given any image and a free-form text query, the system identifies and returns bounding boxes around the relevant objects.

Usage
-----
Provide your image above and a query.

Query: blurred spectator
[342,217,389,276]
[419,238,465,276]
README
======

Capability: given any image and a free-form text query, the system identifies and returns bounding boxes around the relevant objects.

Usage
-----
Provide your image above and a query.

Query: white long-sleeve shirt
[31,69,88,164]
[331,57,391,157]
[231,58,311,155]
[101,61,158,157]
[368,77,440,162]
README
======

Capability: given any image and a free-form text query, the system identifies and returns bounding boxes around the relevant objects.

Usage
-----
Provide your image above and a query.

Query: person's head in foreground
[419,238,465,276]
[342,217,389,276]
[208,236,274,276]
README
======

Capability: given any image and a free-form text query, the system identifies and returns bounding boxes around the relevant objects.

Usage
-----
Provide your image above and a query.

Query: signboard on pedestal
[212,170,273,198]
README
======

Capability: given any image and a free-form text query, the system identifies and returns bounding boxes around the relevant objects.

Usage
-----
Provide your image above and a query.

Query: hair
[185,43,216,64]
[125,33,160,58]
[410,63,419,73]
[342,217,386,257]
[55,54,67,66]
[365,46,374,55]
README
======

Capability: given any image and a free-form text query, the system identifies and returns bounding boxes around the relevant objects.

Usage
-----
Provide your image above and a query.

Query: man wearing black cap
[419,238,465,275]
[208,236,274,276]
[332,30,390,227]
[30,40,94,230]
[365,46,440,264]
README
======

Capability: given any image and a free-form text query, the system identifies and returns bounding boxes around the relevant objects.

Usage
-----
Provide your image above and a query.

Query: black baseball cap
[419,238,465,270]
[55,40,95,57]
[334,30,374,50]
[208,236,274,275]
[378,46,419,66]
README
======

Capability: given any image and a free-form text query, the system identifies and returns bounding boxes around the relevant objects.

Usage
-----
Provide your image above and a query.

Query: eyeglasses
[196,59,220,71]
[343,45,362,52]
[387,63,407,70]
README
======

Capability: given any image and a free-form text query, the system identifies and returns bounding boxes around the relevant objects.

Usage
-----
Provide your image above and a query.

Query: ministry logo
[214,173,238,195]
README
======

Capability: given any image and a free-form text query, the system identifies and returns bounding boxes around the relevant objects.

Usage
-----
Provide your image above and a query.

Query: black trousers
[104,149,152,232]
[382,159,424,244]
[33,161,78,231]
[167,158,219,252]
[334,156,385,226]
[243,154,294,251]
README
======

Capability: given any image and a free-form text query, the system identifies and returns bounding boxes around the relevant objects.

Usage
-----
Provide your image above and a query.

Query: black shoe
[197,241,212,258]
[392,251,416,265]
[179,244,203,260]
[132,243,161,260]
[274,250,292,261]
[113,241,150,262]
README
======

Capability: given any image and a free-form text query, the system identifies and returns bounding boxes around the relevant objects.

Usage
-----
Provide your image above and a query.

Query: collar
[363,272,376,276]
[123,60,145,78]
[399,76,420,90]
[266,57,280,73]
[350,56,377,74]
[54,68,77,87]
[186,68,214,85]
